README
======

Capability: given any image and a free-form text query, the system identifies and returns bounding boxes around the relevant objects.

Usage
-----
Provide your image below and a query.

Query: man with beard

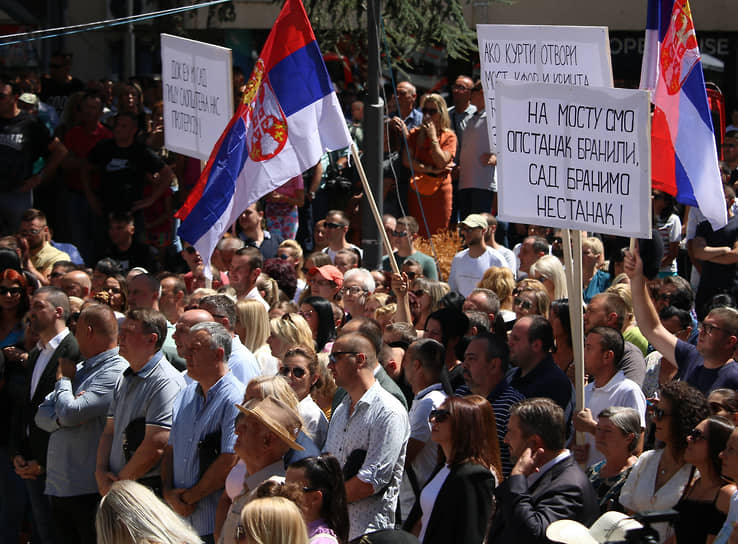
[448,214,507,297]
[18,209,70,285]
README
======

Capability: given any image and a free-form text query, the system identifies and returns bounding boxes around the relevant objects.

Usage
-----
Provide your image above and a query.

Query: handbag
[410,172,445,196]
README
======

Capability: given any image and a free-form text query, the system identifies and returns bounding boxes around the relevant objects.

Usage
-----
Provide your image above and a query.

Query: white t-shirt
[418,464,451,542]
[584,370,647,467]
[448,246,508,297]
[656,212,682,275]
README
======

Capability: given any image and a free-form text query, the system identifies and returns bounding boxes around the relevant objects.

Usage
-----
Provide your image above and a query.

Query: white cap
[547,512,643,544]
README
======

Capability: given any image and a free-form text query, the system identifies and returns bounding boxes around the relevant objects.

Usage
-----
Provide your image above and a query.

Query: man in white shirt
[322,210,362,263]
[448,214,508,297]
[573,326,646,467]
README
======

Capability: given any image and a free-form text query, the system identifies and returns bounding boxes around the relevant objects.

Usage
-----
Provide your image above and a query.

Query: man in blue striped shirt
[161,321,245,543]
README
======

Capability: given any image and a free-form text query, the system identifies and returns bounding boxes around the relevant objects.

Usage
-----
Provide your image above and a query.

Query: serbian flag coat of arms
[176,0,352,272]
[640,0,727,229]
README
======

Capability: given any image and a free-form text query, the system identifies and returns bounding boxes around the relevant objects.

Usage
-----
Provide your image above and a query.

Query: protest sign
[161,34,233,160]
[496,80,651,238]
[477,25,612,151]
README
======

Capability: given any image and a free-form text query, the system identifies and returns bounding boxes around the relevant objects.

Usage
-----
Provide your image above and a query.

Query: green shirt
[381,250,438,280]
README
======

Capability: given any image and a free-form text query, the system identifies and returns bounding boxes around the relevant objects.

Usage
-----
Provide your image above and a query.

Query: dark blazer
[487,454,599,544]
[404,462,496,544]
[10,333,81,465]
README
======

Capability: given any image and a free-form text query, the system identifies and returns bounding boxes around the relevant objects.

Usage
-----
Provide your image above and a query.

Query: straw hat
[235,396,304,451]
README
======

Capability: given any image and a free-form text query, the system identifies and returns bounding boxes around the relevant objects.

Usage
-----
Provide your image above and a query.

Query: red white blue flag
[176,0,352,273]
[640,0,726,229]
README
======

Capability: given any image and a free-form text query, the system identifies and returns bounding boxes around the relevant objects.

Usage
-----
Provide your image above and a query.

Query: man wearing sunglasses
[324,332,410,541]
[321,210,362,265]
[381,216,438,280]
[626,244,738,396]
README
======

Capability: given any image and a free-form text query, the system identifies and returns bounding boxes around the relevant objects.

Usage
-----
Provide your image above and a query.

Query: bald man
[172,309,214,363]
[60,270,92,299]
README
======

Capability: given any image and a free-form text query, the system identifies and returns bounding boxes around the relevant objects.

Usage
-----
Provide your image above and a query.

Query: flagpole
[351,143,400,274]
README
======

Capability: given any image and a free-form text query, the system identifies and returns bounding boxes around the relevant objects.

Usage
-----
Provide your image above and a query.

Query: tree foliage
[302,0,481,65]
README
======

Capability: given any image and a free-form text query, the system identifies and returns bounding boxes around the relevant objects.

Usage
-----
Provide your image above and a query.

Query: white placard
[496,81,651,238]
[477,25,613,151]
[161,34,234,160]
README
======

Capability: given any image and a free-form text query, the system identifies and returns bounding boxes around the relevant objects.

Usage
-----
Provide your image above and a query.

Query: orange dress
[407,128,457,238]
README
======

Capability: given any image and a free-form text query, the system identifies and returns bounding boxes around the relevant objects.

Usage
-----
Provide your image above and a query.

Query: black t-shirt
[695,214,738,307]
[103,240,160,274]
[88,139,165,213]
[40,76,84,117]
[0,111,51,192]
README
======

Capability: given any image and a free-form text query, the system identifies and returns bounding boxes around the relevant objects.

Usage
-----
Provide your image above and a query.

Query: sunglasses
[513,297,533,310]
[184,246,197,254]
[653,407,672,421]
[328,351,359,364]
[324,222,345,229]
[279,366,307,378]
[405,271,417,280]
[428,408,451,423]
[0,286,22,296]
[687,428,706,442]
[390,230,409,237]
[422,107,438,115]
[412,289,426,298]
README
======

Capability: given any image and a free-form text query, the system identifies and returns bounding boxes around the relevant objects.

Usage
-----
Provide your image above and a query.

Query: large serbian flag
[640,0,726,229]
[176,0,351,274]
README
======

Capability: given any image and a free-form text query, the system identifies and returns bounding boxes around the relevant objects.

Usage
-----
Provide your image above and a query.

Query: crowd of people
[3,51,738,544]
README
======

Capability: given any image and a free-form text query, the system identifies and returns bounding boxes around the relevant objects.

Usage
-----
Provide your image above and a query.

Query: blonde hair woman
[530,254,568,301]
[96,480,201,544]
[513,278,551,320]
[267,313,313,361]
[478,266,516,323]
[404,93,457,238]
[236,299,279,376]
[583,236,611,303]
[257,273,281,309]
[239,496,309,544]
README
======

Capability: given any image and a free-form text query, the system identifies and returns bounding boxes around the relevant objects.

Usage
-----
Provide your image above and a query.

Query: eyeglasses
[653,407,672,421]
[471,85,483,92]
[699,323,724,336]
[513,297,533,310]
[324,222,345,229]
[428,408,451,423]
[279,366,307,378]
[329,351,359,364]
[344,285,367,296]
[19,227,43,236]
[452,84,472,91]
[687,428,706,442]
[299,309,314,319]
[422,107,438,115]
[0,286,22,296]
[390,230,409,237]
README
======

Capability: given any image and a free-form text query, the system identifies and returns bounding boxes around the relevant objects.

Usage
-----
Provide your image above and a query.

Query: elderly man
[216,396,308,544]
[229,246,269,310]
[95,308,186,496]
[488,398,599,544]
[173,308,214,361]
[10,287,80,544]
[60,269,91,299]
[324,332,410,541]
[162,322,244,541]
[35,304,127,544]
[342,268,375,320]
[198,295,260,386]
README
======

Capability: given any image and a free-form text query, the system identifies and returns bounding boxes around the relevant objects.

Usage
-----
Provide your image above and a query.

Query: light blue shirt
[35,347,129,496]
[169,372,245,535]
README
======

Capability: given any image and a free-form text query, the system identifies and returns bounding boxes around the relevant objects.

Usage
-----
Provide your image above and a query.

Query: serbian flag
[640,0,727,229]
[176,0,352,274]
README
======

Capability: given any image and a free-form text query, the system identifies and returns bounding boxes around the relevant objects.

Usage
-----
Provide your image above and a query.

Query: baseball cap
[309,264,344,287]
[547,511,643,544]
[460,214,488,230]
